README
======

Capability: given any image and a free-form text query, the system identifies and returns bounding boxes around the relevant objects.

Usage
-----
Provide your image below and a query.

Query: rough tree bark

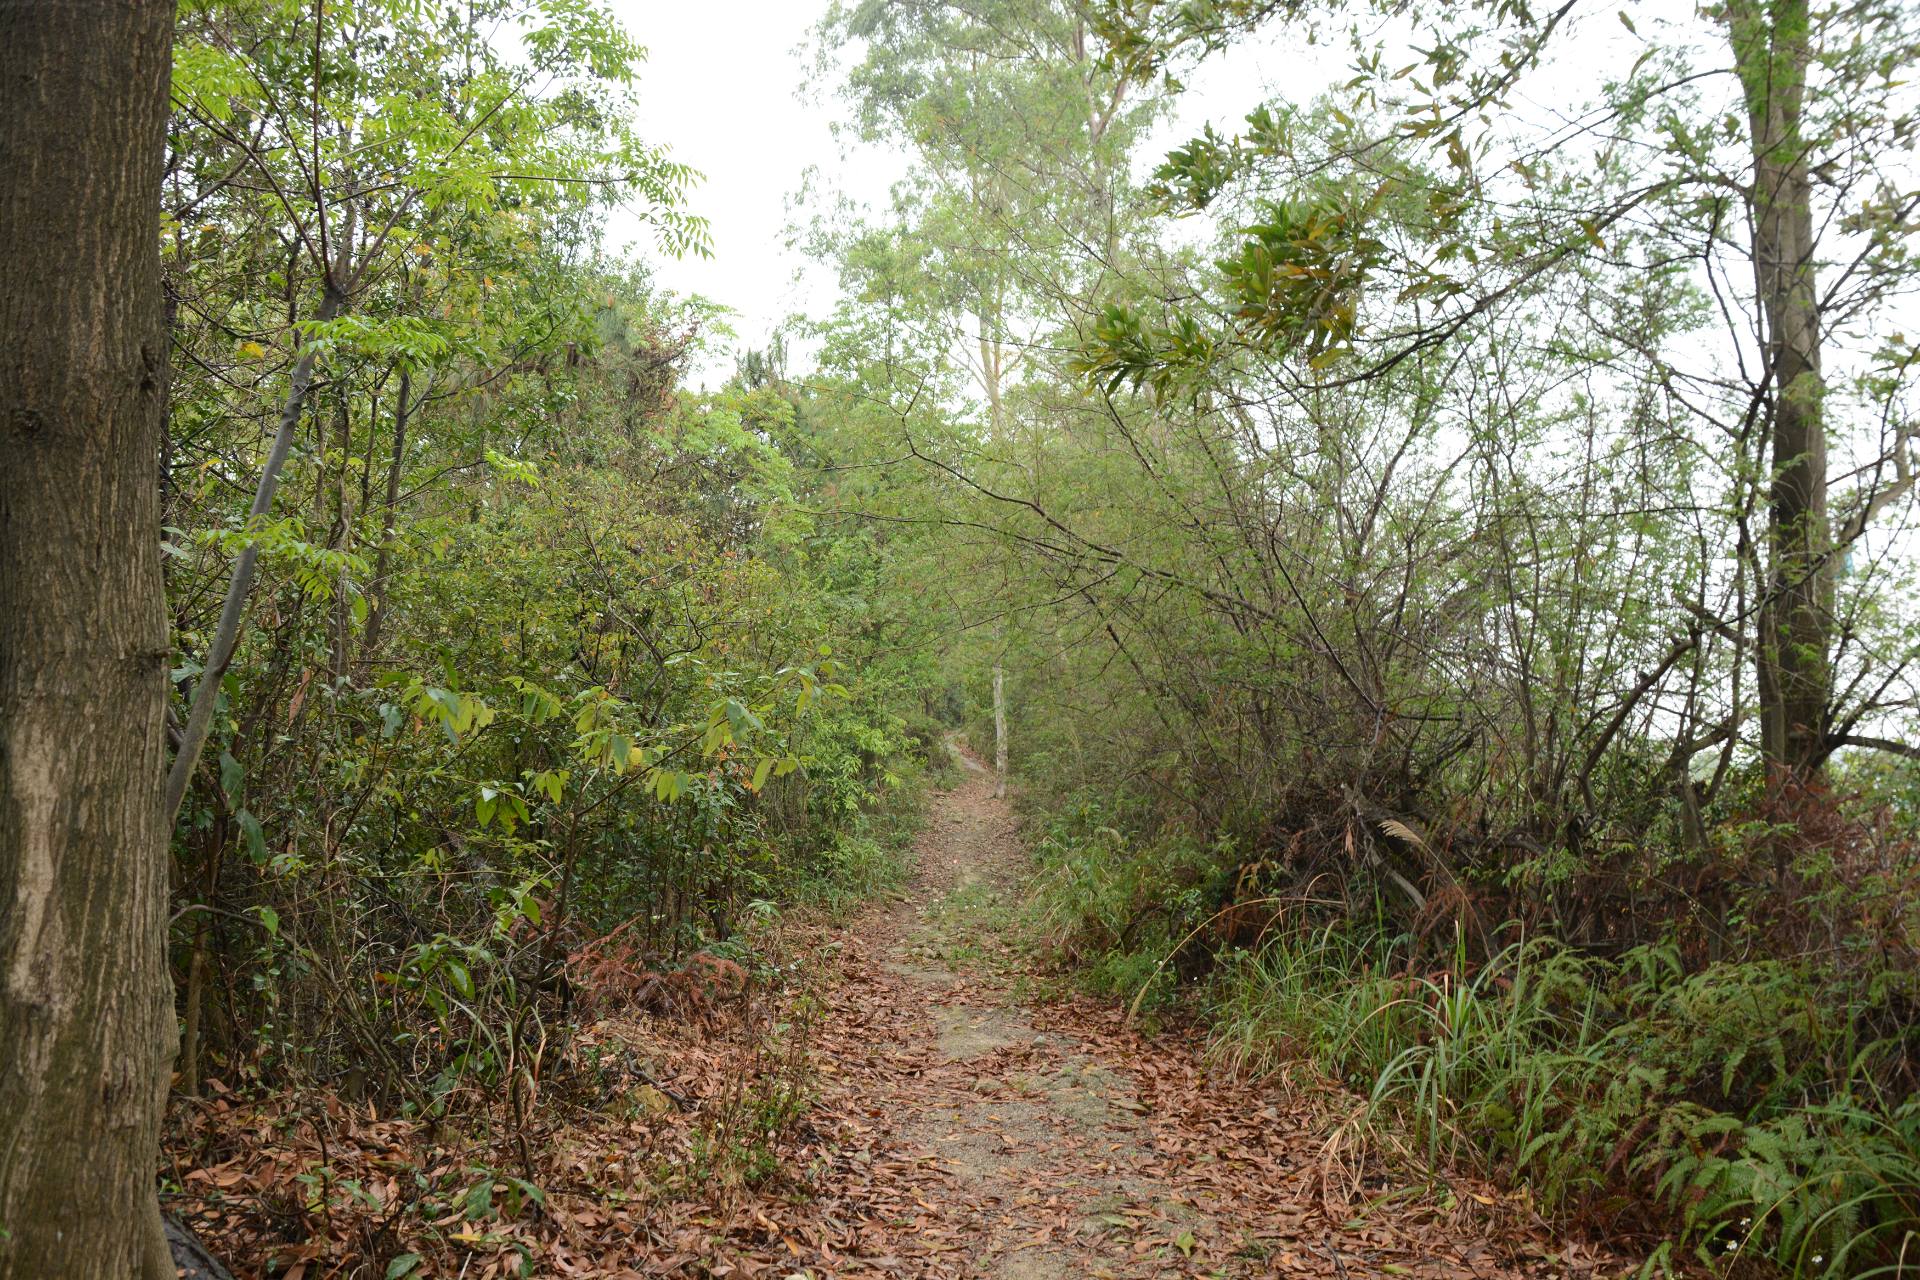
[0,3,179,1278]
[1729,0,1830,778]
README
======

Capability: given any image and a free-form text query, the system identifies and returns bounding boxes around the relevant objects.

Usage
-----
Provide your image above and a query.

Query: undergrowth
[790,816,919,915]
[163,724,945,1275]
[784,724,949,915]
[1020,795,1920,1278]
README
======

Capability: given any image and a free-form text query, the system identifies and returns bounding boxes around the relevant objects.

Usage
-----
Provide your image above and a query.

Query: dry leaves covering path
[629,755,1620,1280]
[168,754,1626,1279]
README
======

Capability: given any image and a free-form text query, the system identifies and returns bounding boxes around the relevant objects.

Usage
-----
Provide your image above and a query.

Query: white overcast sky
[595,3,1698,387]
[600,0,1318,384]
[603,0,864,379]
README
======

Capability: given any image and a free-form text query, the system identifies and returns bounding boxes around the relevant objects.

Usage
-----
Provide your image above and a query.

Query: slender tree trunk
[993,661,1008,799]
[360,368,414,669]
[164,283,344,824]
[178,812,227,1099]
[978,305,1011,800]
[329,388,355,682]
[1729,0,1829,778]
[179,924,209,1096]
[0,4,179,1278]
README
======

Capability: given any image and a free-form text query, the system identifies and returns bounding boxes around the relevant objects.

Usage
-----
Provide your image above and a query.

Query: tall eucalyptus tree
[813,0,1168,784]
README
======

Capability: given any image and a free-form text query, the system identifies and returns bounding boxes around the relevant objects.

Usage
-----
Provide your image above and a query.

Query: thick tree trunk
[1729,0,1829,778]
[0,3,179,1278]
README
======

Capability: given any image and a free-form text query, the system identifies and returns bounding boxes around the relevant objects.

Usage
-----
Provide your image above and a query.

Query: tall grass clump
[1209,925,1920,1275]
[1022,794,1920,1277]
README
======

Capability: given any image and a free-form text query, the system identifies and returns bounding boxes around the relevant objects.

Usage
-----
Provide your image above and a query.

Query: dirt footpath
[157,754,1624,1280]
[758,755,1619,1279]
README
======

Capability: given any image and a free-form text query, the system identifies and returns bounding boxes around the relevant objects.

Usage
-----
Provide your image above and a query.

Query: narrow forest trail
[639,751,1622,1280]
[161,751,1632,1278]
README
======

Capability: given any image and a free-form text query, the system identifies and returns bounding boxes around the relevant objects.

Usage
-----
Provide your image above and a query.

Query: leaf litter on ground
[164,766,1636,1279]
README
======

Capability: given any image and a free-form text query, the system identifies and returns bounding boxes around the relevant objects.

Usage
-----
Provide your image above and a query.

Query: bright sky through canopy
[605,0,1315,384]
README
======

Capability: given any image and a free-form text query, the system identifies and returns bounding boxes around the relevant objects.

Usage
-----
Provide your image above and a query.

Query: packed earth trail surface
[611,754,1621,1280]
[168,754,1627,1279]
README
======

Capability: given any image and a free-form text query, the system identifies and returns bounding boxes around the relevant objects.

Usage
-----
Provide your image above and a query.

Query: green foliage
[1026,814,1920,1274]
[802,3,1920,1265]
[159,0,943,1128]
[147,0,1920,1267]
